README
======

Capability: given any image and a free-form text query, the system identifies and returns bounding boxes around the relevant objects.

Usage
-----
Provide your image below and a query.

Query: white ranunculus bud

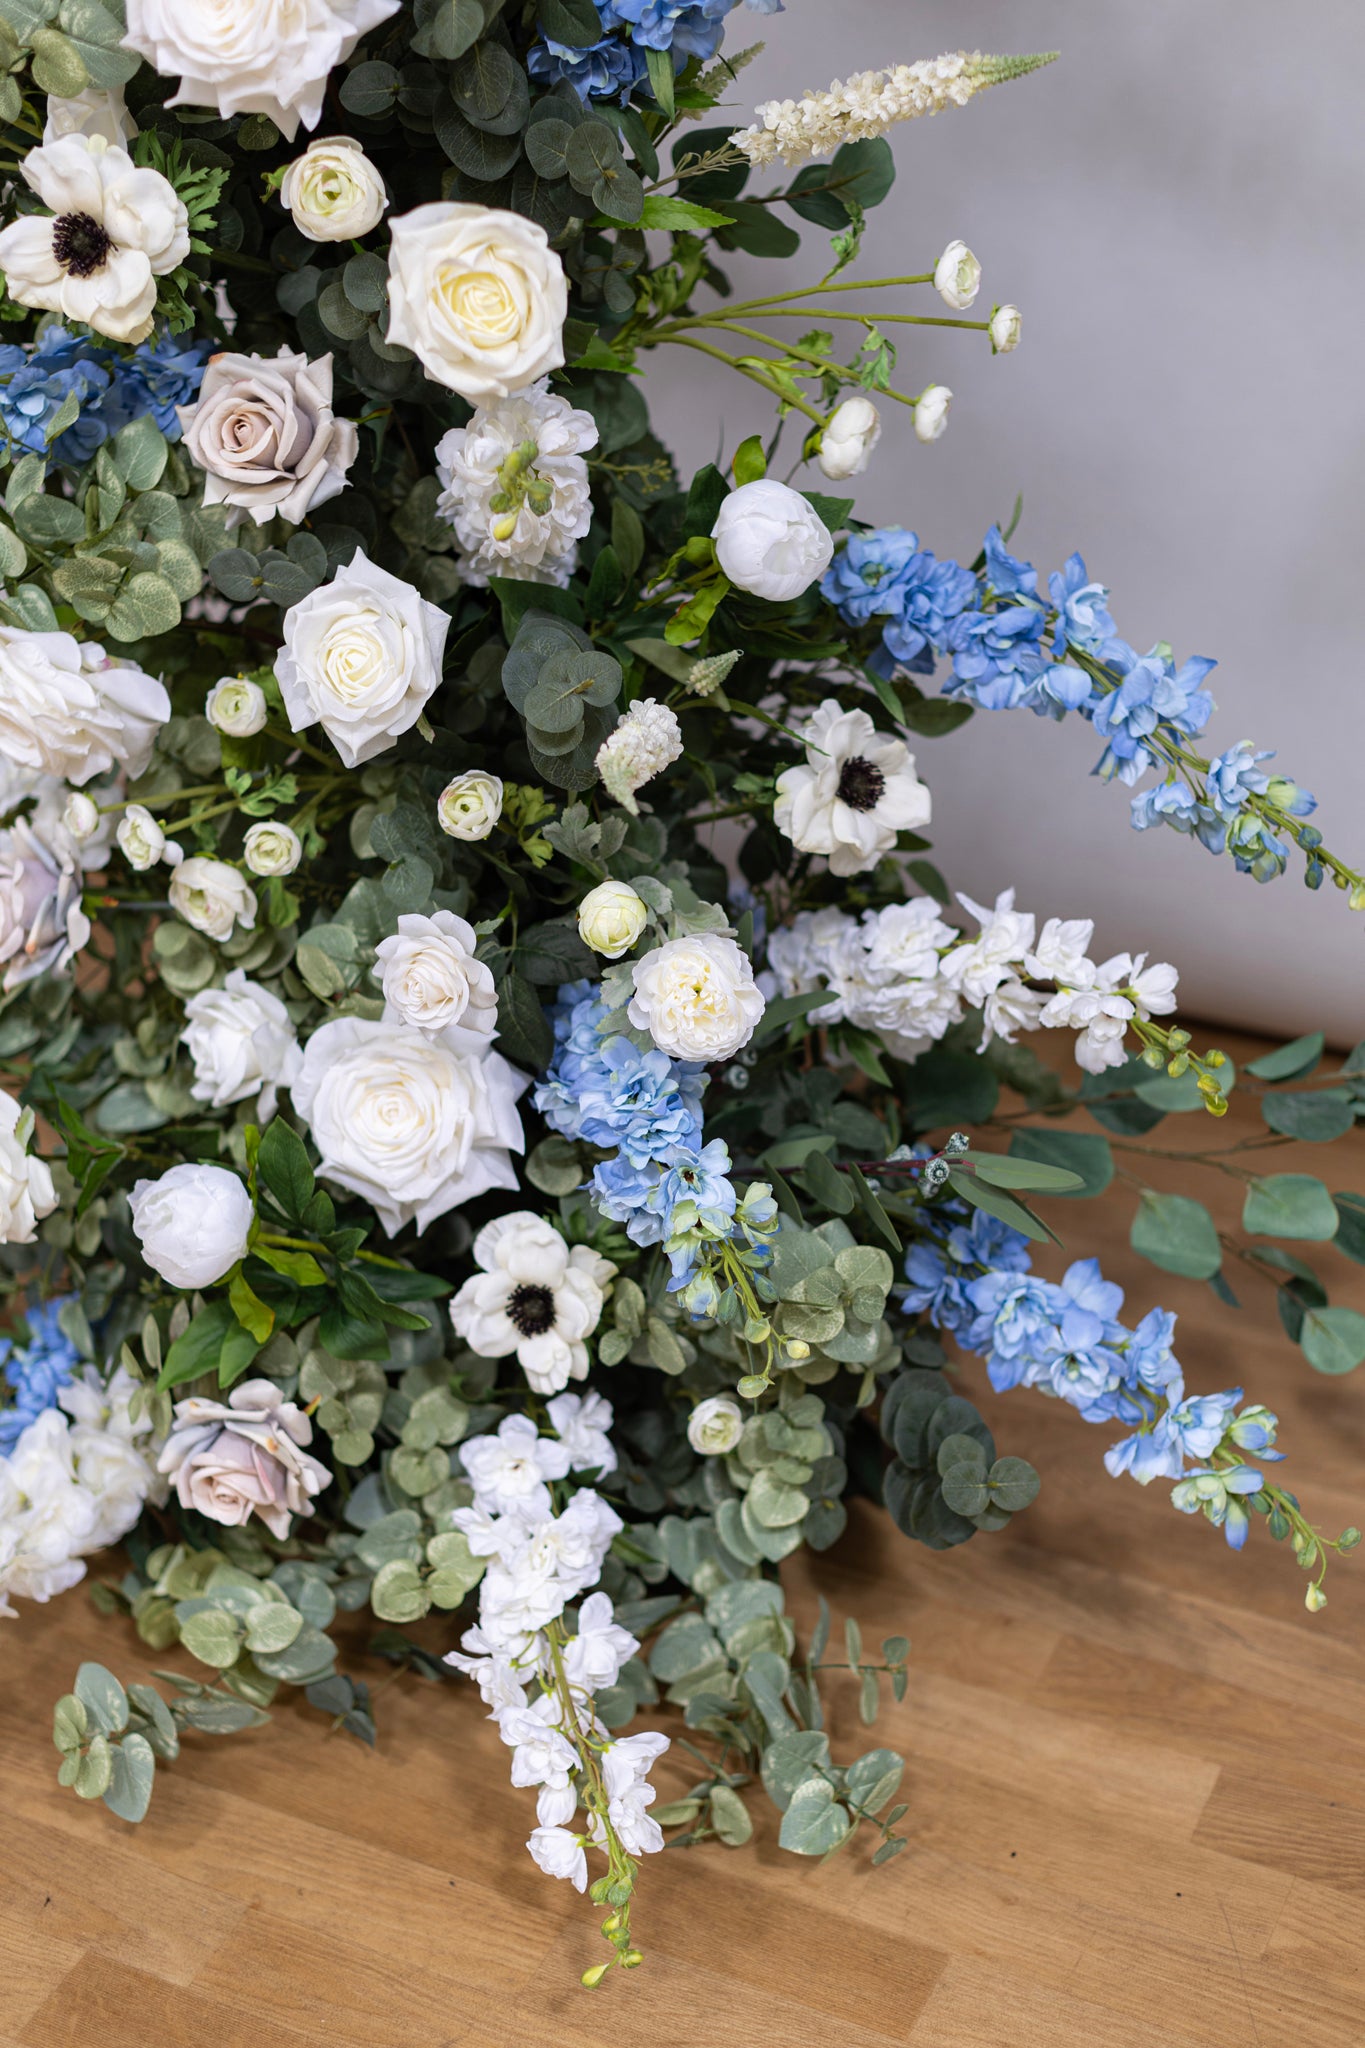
[276,549,449,771]
[934,239,981,310]
[373,910,498,1056]
[242,822,302,877]
[280,135,387,242]
[687,1395,743,1457]
[711,480,834,603]
[181,968,299,1118]
[206,678,268,737]
[168,857,257,943]
[913,384,953,443]
[385,202,568,402]
[116,804,166,872]
[627,933,765,1063]
[129,1161,254,1289]
[577,880,648,961]
[989,303,1022,354]
[438,771,503,841]
[62,792,101,843]
[0,1091,56,1244]
[817,394,881,480]
[178,348,358,531]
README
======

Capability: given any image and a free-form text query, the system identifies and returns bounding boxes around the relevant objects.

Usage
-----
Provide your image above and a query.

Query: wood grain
[3,1028,1364,2046]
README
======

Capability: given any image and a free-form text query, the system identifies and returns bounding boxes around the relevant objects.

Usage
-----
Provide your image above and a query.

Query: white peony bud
[168,857,257,942]
[712,479,834,603]
[129,1161,254,1290]
[913,384,953,443]
[989,303,1022,354]
[627,933,765,1063]
[577,881,648,961]
[934,239,981,310]
[206,678,268,737]
[817,394,881,480]
[62,792,101,843]
[242,822,302,877]
[116,804,166,871]
[438,771,503,841]
[280,135,387,242]
[687,1396,743,1456]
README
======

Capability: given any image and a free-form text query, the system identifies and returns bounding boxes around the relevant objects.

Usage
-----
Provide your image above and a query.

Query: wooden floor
[3,1030,1365,2047]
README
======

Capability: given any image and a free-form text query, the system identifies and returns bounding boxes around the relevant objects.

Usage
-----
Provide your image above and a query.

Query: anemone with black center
[506,1281,556,1337]
[51,212,113,279]
[836,755,886,812]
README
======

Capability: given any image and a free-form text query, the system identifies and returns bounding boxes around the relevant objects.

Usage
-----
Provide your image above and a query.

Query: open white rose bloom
[0,8,1356,1997]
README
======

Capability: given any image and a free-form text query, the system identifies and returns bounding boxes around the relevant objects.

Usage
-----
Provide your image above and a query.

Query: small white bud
[817,394,882,480]
[62,791,100,842]
[577,880,649,961]
[206,678,268,738]
[687,1396,744,1457]
[116,803,166,872]
[934,239,981,310]
[438,771,503,841]
[242,821,302,877]
[914,384,953,443]
[989,303,1022,354]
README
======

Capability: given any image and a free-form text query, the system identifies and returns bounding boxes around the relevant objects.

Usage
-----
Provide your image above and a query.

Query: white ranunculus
[686,1395,743,1457]
[0,630,168,785]
[711,480,834,603]
[157,1378,330,1540]
[0,820,91,990]
[437,770,503,841]
[168,856,258,942]
[628,933,765,1064]
[43,87,136,149]
[242,821,302,877]
[205,677,268,736]
[373,910,498,1056]
[0,134,188,345]
[385,202,568,402]
[934,238,981,310]
[435,379,596,587]
[989,303,1022,354]
[129,1161,254,1289]
[276,549,449,770]
[577,880,648,961]
[180,968,300,1118]
[817,394,881,480]
[291,1017,528,1236]
[280,134,387,241]
[0,1091,56,1244]
[178,348,358,530]
[774,698,931,878]
[116,803,166,871]
[913,384,952,443]
[122,0,403,143]
[450,1212,617,1396]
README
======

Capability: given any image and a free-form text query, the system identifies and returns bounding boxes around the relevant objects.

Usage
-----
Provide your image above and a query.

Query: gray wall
[642,0,1365,1041]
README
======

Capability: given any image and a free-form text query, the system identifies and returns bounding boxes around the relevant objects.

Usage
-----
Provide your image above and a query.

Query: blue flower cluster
[528,0,781,101]
[903,1214,1282,1547]
[0,1298,80,1453]
[0,326,210,469]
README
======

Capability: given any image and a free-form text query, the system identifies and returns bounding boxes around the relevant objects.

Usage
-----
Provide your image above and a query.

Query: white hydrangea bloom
[435,380,597,588]
[595,698,683,815]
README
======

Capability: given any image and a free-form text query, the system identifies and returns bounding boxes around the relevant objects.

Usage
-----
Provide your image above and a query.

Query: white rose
[687,1396,743,1456]
[116,803,166,871]
[627,933,765,1064]
[61,791,101,844]
[276,549,450,770]
[129,1161,254,1289]
[711,480,834,603]
[0,630,168,784]
[291,1017,528,1236]
[914,384,953,443]
[438,770,503,841]
[0,135,188,345]
[934,239,981,310]
[0,1091,56,1244]
[774,698,932,878]
[373,910,498,1056]
[281,135,387,241]
[43,87,136,149]
[0,820,90,990]
[181,968,300,1118]
[206,678,268,736]
[385,202,568,402]
[577,880,648,961]
[990,303,1022,354]
[178,347,358,531]
[242,822,302,877]
[168,857,258,942]
[817,394,881,481]
[123,0,403,143]
[157,1378,330,1540]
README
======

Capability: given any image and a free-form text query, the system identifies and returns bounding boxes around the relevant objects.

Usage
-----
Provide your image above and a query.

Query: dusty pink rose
[177,347,358,528]
[156,1377,331,1540]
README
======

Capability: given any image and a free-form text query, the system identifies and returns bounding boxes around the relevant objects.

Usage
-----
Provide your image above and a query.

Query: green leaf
[53,1693,88,1753]
[1129,1191,1222,1280]
[644,41,674,117]
[947,1168,1056,1245]
[1330,1192,1365,1266]
[74,1661,128,1736]
[180,1609,243,1670]
[257,1118,315,1220]
[785,138,896,226]
[1260,1091,1356,1144]
[1008,1126,1113,1199]
[709,1783,753,1845]
[987,1456,1041,1513]
[228,1271,275,1345]
[779,1775,851,1856]
[71,1733,114,1801]
[761,1729,831,1811]
[243,1605,304,1656]
[970,1154,1084,1193]
[251,1622,336,1684]
[1300,1305,1365,1376]
[494,971,553,1070]
[845,1747,904,1816]
[1242,1175,1340,1242]
[639,194,734,232]
[102,1732,156,1824]
[799,1149,854,1217]
[110,415,169,491]
[157,1300,238,1390]
[252,1243,328,1288]
[1247,1032,1325,1081]
[371,1558,432,1624]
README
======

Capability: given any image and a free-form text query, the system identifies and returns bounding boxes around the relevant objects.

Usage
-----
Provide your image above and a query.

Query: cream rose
[687,1396,744,1456]
[385,202,568,402]
[577,881,648,961]
[205,678,268,737]
[0,1092,56,1244]
[281,135,386,241]
[373,910,498,1056]
[291,1017,528,1236]
[0,630,168,785]
[627,933,765,1064]
[437,770,502,841]
[168,857,258,942]
[181,968,300,1118]
[276,550,450,770]
[0,820,91,991]
[129,1161,254,1289]
[178,348,358,529]
[242,822,302,877]
[156,1378,331,1541]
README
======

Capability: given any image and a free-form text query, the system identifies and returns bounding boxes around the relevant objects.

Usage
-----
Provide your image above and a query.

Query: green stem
[256,1229,405,1271]
[650,334,825,425]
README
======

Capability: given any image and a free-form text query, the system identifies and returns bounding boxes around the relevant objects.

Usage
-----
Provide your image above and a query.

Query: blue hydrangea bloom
[528,31,648,97]
[0,329,113,465]
[0,1298,80,1453]
[108,329,211,437]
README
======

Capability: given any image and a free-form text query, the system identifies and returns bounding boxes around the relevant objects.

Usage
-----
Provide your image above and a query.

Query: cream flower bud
[116,804,166,871]
[934,239,981,310]
[989,303,1022,354]
[438,771,503,841]
[280,135,386,242]
[206,678,268,737]
[129,1161,253,1290]
[686,1396,743,1456]
[168,857,257,942]
[817,394,881,480]
[62,792,101,843]
[242,822,302,877]
[577,880,648,961]
[913,384,953,443]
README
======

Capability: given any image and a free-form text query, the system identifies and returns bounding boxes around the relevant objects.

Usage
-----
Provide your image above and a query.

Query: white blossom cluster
[767,889,1178,1072]
[732,51,1051,170]
[435,381,597,589]
[594,698,684,816]
[445,1398,669,1894]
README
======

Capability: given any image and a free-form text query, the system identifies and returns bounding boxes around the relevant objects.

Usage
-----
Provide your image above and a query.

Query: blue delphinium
[943,602,1050,709]
[821,526,976,673]
[1048,551,1121,660]
[1091,644,1217,783]
[0,1298,80,1453]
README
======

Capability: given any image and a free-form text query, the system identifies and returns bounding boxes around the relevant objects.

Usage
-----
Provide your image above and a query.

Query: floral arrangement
[1,0,1363,1990]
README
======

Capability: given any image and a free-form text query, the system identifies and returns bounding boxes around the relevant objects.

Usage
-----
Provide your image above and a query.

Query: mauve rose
[0,819,91,991]
[156,1378,331,1541]
[178,347,358,529]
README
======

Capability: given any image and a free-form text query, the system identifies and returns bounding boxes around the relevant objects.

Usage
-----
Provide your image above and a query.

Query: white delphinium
[545,1392,617,1479]
[449,1212,617,1395]
[732,50,1057,169]
[595,698,683,816]
[457,1414,572,1520]
[939,889,1036,1005]
[773,699,931,877]
[435,381,597,588]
